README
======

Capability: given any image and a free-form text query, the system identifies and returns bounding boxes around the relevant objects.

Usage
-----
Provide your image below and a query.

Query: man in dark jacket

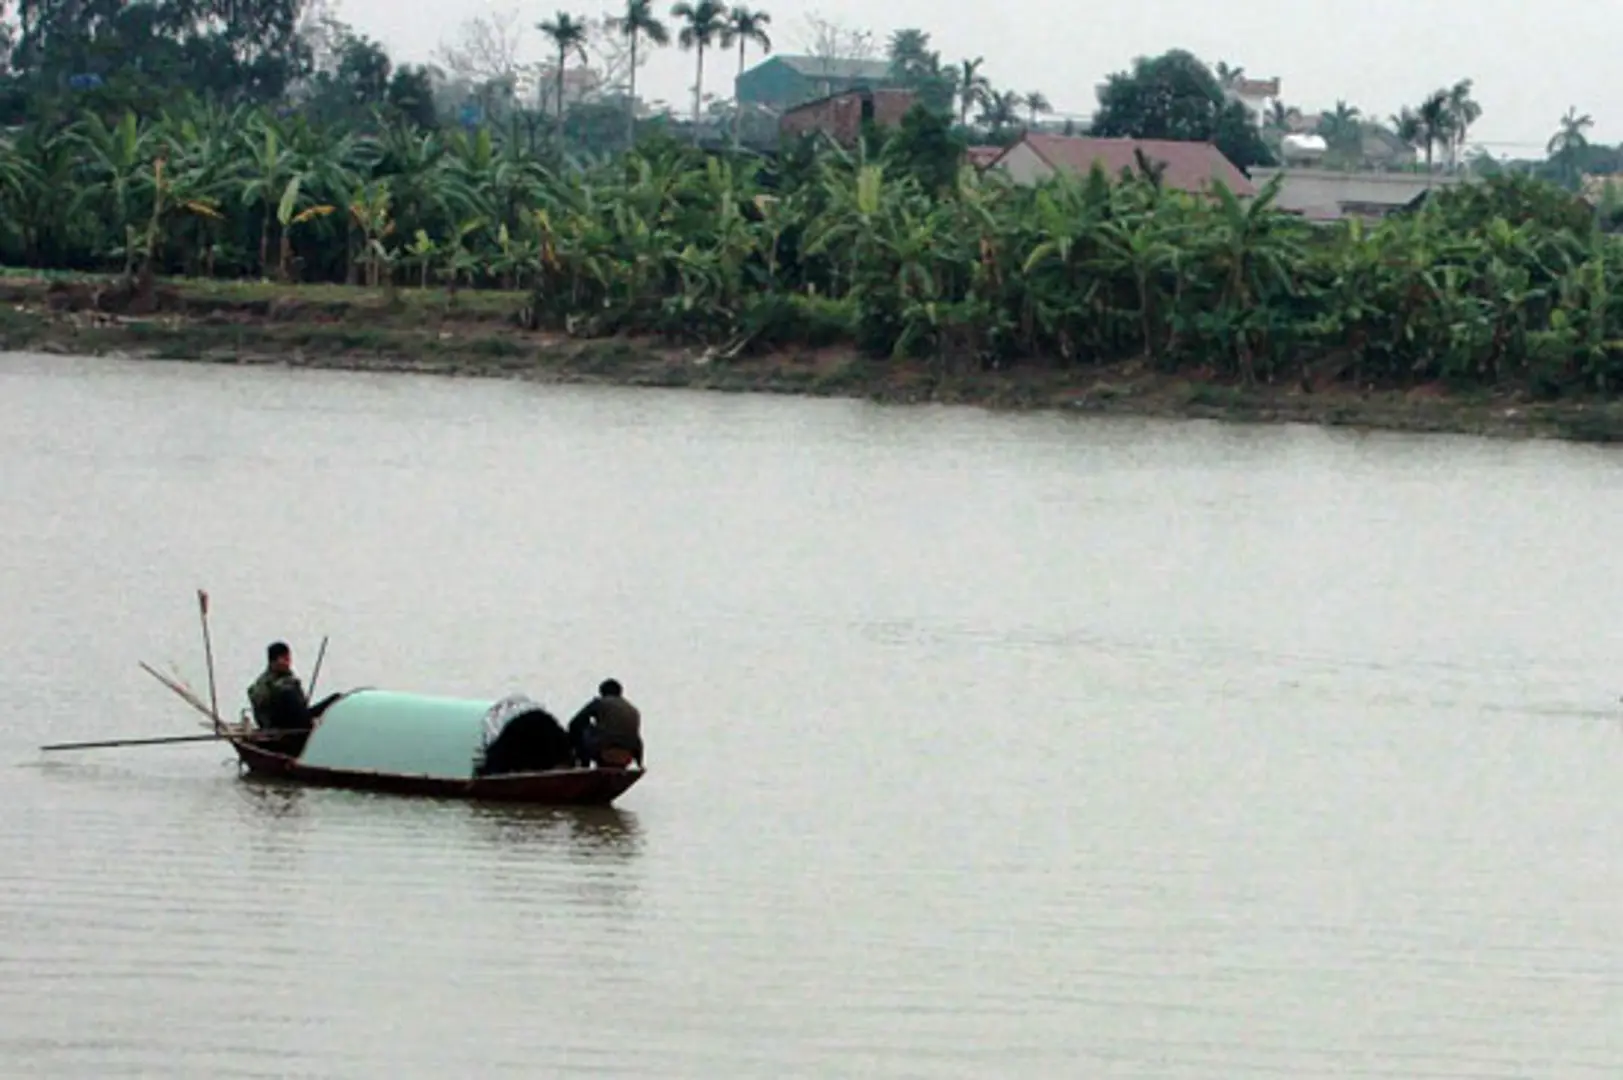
[567,678,644,768]
[247,641,310,732]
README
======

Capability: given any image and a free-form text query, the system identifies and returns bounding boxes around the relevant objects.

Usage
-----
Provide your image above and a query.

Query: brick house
[778,88,917,147]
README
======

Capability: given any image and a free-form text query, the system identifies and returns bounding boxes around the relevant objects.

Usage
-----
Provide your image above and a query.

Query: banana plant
[275,175,337,282]
[436,217,487,305]
[347,180,396,290]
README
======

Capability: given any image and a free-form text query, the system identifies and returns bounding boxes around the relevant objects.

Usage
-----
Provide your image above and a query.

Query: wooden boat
[226,688,644,806]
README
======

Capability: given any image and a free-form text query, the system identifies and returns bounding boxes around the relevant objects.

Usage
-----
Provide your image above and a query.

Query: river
[3,352,1622,1078]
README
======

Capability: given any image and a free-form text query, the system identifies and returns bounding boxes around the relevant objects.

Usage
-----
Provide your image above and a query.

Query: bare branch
[796,10,876,63]
[432,9,529,85]
[582,16,646,96]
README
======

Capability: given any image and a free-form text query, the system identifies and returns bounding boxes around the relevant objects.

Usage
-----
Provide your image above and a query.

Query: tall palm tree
[1548,105,1594,157]
[608,0,670,148]
[537,12,590,131]
[955,57,990,128]
[1548,106,1594,187]
[1445,79,1481,169]
[1415,90,1454,171]
[723,6,771,144]
[1024,91,1051,128]
[725,6,771,80]
[671,0,727,137]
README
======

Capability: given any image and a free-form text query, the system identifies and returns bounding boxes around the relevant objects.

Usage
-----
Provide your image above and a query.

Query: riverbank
[4,273,1623,443]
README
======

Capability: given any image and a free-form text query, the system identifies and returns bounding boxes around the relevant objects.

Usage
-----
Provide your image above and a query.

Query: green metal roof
[299,690,498,779]
[773,55,894,81]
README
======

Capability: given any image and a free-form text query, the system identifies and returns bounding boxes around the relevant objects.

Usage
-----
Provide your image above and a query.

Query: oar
[40,730,310,753]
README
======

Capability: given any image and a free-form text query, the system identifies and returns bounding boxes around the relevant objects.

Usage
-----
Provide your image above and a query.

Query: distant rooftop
[772,55,895,81]
[966,145,1003,169]
[997,133,1257,197]
[1229,77,1280,97]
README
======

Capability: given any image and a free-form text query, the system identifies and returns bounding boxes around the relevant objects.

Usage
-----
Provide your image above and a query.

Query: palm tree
[955,57,990,128]
[671,0,727,137]
[725,6,771,80]
[887,28,931,73]
[1445,79,1481,169]
[608,0,670,149]
[1024,91,1051,128]
[1416,90,1454,171]
[1391,107,1422,165]
[1213,61,1245,89]
[1547,106,1594,188]
[1316,100,1362,164]
[537,11,591,131]
[1548,106,1592,158]
[977,90,1021,133]
[723,6,771,144]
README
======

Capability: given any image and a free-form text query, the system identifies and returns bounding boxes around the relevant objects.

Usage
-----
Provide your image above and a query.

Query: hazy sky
[337,0,1618,155]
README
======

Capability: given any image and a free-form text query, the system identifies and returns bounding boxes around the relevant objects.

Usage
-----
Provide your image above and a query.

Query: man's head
[267,641,292,673]
[599,678,622,698]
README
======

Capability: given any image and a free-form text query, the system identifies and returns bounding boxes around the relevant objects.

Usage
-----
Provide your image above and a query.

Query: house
[778,88,916,147]
[1249,167,1463,221]
[1357,125,1418,169]
[736,54,897,111]
[1580,173,1621,204]
[516,64,601,110]
[965,145,1003,170]
[987,133,1256,197]
[1224,76,1280,123]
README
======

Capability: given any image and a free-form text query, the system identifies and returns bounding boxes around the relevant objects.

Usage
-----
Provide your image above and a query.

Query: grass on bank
[0,265,529,318]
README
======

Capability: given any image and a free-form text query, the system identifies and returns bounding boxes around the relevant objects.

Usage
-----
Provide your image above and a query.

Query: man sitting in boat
[567,679,644,769]
[248,642,310,732]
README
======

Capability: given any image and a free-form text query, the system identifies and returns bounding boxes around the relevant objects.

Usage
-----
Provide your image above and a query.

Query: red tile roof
[999,133,1256,197]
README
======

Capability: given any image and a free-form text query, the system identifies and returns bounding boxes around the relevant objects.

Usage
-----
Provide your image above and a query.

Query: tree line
[2,95,1619,400]
[2,0,1622,402]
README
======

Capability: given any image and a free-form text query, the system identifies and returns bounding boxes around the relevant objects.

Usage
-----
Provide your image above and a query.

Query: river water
[2,352,1622,1078]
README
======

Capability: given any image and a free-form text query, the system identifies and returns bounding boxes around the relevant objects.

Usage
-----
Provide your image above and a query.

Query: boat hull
[232,739,644,805]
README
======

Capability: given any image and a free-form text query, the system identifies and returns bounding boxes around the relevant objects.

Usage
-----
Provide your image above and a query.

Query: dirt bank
[4,274,1623,444]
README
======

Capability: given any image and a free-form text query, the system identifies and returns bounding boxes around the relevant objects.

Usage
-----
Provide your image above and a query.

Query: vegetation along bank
[5,18,1623,441]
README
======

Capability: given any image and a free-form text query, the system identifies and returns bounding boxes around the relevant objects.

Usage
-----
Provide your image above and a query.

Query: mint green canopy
[299,690,535,779]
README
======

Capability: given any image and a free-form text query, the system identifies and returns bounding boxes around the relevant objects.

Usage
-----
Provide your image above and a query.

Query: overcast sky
[336,0,1618,155]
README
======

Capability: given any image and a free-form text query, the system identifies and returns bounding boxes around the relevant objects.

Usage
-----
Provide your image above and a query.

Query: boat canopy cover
[299,690,549,779]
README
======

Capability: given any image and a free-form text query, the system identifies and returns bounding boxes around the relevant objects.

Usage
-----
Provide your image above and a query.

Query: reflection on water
[468,801,644,859]
[5,355,1623,1078]
[231,774,310,822]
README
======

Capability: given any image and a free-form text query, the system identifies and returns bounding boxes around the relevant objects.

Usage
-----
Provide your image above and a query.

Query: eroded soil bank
[5,275,1622,444]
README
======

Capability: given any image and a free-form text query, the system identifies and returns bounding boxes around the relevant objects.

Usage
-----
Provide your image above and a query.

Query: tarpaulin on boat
[299,690,508,779]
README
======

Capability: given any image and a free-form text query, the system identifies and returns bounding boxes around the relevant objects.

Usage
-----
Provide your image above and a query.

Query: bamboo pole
[139,661,221,725]
[197,589,221,732]
[308,635,329,699]
[40,730,309,753]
